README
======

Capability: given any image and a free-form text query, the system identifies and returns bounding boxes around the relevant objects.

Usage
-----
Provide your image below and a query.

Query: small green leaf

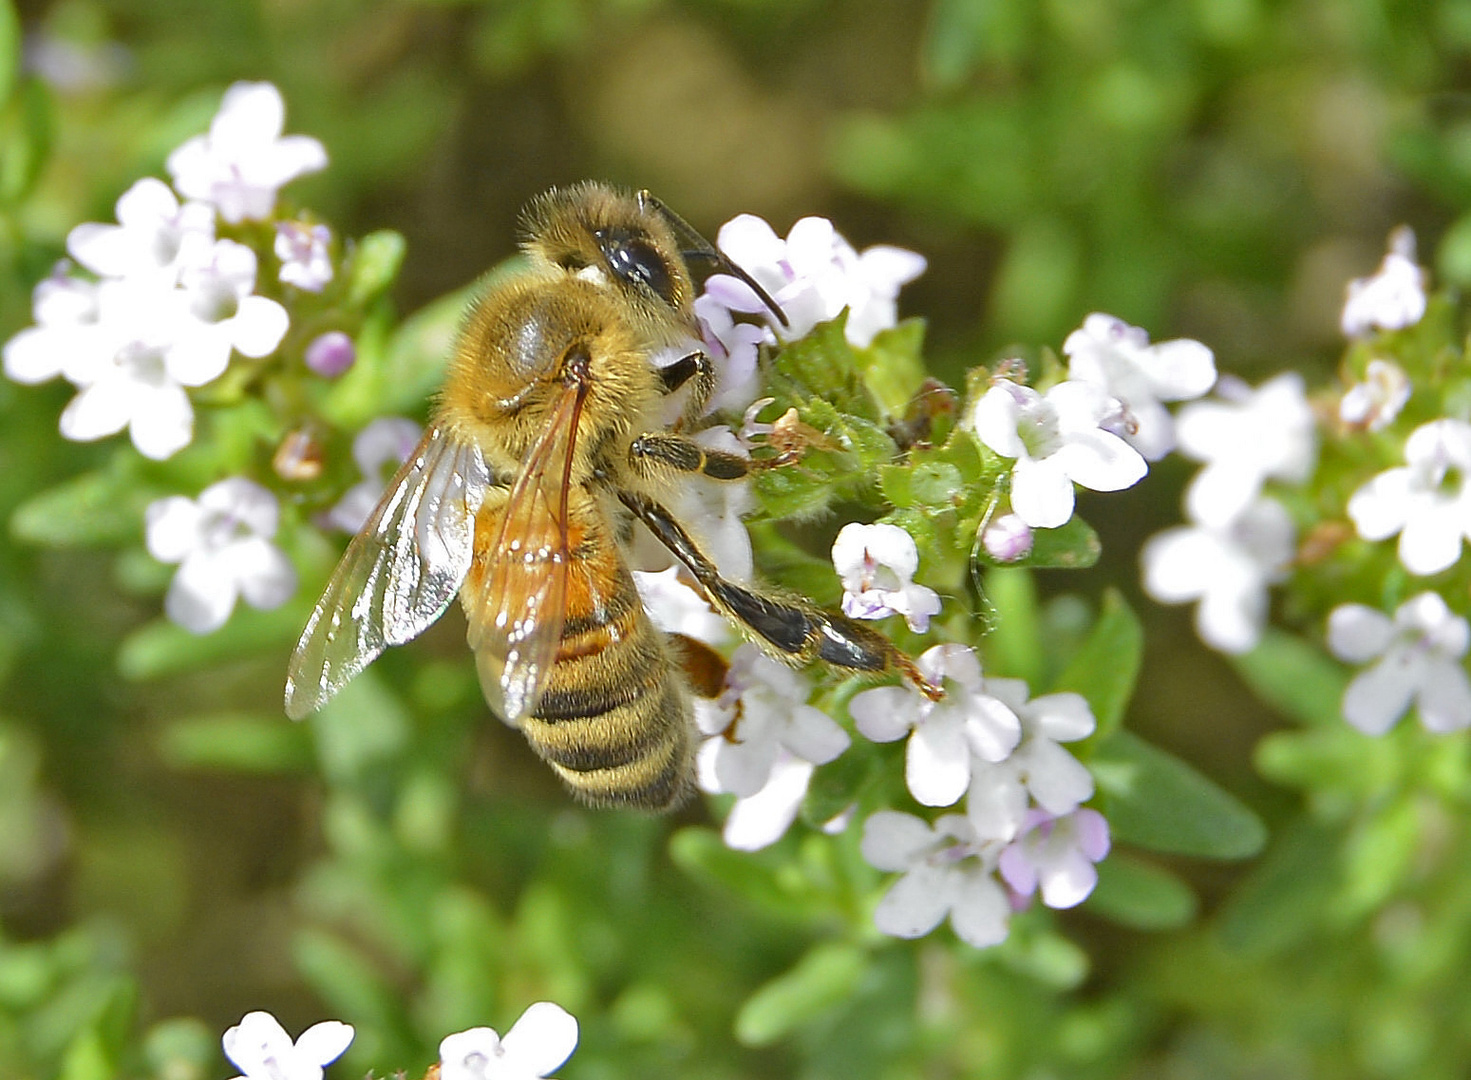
[310,668,411,782]
[343,229,407,309]
[1230,629,1348,727]
[158,713,313,773]
[734,942,867,1046]
[669,827,826,923]
[982,566,1042,685]
[1086,852,1198,930]
[0,78,52,206]
[0,1,20,113]
[1090,730,1266,859]
[1052,589,1142,738]
[854,318,927,417]
[11,465,153,548]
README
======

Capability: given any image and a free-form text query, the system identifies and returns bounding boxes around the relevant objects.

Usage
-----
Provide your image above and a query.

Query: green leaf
[1229,629,1348,727]
[310,668,411,782]
[0,1,20,113]
[980,513,1101,569]
[116,604,305,681]
[803,740,882,827]
[0,78,51,206]
[1216,816,1339,956]
[982,566,1042,685]
[11,465,153,548]
[158,713,313,773]
[769,316,880,421]
[343,229,407,309]
[669,827,826,923]
[1090,730,1266,859]
[1086,852,1198,930]
[1052,589,1142,738]
[853,318,927,418]
[734,942,867,1047]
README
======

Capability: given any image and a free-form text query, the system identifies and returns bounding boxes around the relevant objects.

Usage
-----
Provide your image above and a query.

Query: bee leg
[656,351,716,428]
[620,491,940,699]
[628,432,750,481]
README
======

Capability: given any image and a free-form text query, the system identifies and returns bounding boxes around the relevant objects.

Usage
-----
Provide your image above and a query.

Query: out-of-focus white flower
[850,644,1020,807]
[174,239,290,378]
[276,220,333,291]
[438,1002,579,1080]
[167,81,327,224]
[1340,359,1411,432]
[831,522,941,633]
[146,478,297,634]
[697,645,849,799]
[3,268,106,386]
[972,379,1148,529]
[633,566,732,647]
[964,679,1097,842]
[222,1010,353,1080]
[1342,226,1427,338]
[860,810,1011,948]
[66,177,214,283]
[998,808,1110,909]
[1348,418,1471,577]
[1141,496,1295,654]
[304,330,356,378]
[1062,312,1217,460]
[980,512,1034,563]
[1327,593,1471,735]
[327,417,423,533]
[1175,373,1317,529]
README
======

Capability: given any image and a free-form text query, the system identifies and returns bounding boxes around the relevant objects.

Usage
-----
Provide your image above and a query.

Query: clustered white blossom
[831,522,941,632]
[220,1002,578,1080]
[3,81,323,460]
[850,644,1108,947]
[1341,226,1428,338]
[1348,418,1471,577]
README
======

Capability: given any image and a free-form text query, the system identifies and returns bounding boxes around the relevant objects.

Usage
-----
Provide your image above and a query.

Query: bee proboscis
[286,182,931,809]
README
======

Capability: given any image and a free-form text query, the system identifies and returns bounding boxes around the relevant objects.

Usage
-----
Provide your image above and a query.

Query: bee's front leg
[619,491,939,699]
[656,351,717,429]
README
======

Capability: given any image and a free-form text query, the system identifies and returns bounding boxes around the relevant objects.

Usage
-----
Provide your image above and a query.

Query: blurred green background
[4,0,1471,1077]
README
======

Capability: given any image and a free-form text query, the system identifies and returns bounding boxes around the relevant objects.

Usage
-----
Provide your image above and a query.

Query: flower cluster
[3,82,323,460]
[850,645,1107,947]
[221,1002,578,1080]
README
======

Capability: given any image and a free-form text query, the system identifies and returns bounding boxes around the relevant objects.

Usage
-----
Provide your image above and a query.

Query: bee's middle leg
[628,431,750,481]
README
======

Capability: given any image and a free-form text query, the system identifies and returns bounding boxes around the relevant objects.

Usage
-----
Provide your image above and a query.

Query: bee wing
[285,426,490,719]
[466,381,587,727]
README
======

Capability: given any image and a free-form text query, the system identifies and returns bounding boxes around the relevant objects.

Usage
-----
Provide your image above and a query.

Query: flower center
[189,274,241,324]
[1016,400,1063,460]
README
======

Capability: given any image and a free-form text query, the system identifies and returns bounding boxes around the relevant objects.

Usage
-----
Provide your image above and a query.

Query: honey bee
[285,182,931,809]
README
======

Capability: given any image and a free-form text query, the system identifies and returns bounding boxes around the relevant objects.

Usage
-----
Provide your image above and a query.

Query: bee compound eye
[596,227,679,308]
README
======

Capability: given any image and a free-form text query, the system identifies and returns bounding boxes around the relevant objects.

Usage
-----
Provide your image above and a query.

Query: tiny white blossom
[66,177,215,283]
[1175,373,1317,529]
[276,220,333,291]
[146,478,297,634]
[1062,312,1217,460]
[719,751,816,852]
[167,81,328,224]
[998,808,1110,909]
[850,644,1020,807]
[222,1010,353,1080]
[439,1002,579,1080]
[1348,418,1471,576]
[1328,593,1471,735]
[831,522,941,632]
[327,417,423,533]
[3,268,106,385]
[1340,359,1411,432]
[861,810,1011,948]
[692,292,769,411]
[1342,226,1427,338]
[632,566,733,647]
[174,239,290,378]
[1141,496,1295,654]
[972,379,1148,529]
[964,679,1097,842]
[697,645,849,799]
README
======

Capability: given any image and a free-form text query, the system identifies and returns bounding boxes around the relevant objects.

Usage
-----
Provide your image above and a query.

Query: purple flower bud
[983,513,1033,562]
[304,330,355,378]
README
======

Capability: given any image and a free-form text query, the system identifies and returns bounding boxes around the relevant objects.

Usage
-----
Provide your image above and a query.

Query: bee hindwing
[285,426,490,719]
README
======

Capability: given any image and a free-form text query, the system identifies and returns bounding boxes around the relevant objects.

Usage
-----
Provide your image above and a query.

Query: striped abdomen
[464,490,695,810]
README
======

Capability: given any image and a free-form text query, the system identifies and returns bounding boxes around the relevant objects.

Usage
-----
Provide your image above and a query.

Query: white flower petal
[291,1021,354,1069]
[723,756,813,851]
[232,537,297,611]
[167,550,239,634]
[1010,456,1076,529]
[907,719,971,807]
[874,865,955,939]
[849,686,920,742]
[499,1002,579,1077]
[1415,660,1471,733]
[860,811,937,871]
[1327,604,1395,663]
[1342,658,1419,736]
[780,705,850,765]
[948,870,1011,948]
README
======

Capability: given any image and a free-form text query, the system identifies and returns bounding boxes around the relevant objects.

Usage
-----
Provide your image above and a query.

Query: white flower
[438,1002,578,1080]
[972,379,1148,529]
[831,522,941,632]
[327,417,423,533]
[222,1011,353,1080]
[276,220,333,291]
[1062,312,1217,460]
[3,268,107,385]
[1340,359,1411,432]
[963,679,1097,842]
[720,751,817,852]
[167,81,328,224]
[1328,593,1471,735]
[146,478,297,634]
[664,426,755,583]
[860,811,1011,948]
[1176,373,1317,529]
[632,566,733,647]
[1347,418,1471,576]
[66,177,215,283]
[849,644,1020,807]
[1141,496,1295,654]
[692,293,769,412]
[998,808,1110,909]
[174,239,290,377]
[1342,226,1427,338]
[697,645,849,799]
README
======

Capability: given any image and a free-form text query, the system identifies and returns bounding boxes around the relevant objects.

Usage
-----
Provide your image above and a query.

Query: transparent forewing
[284,427,489,719]
[467,383,584,726]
